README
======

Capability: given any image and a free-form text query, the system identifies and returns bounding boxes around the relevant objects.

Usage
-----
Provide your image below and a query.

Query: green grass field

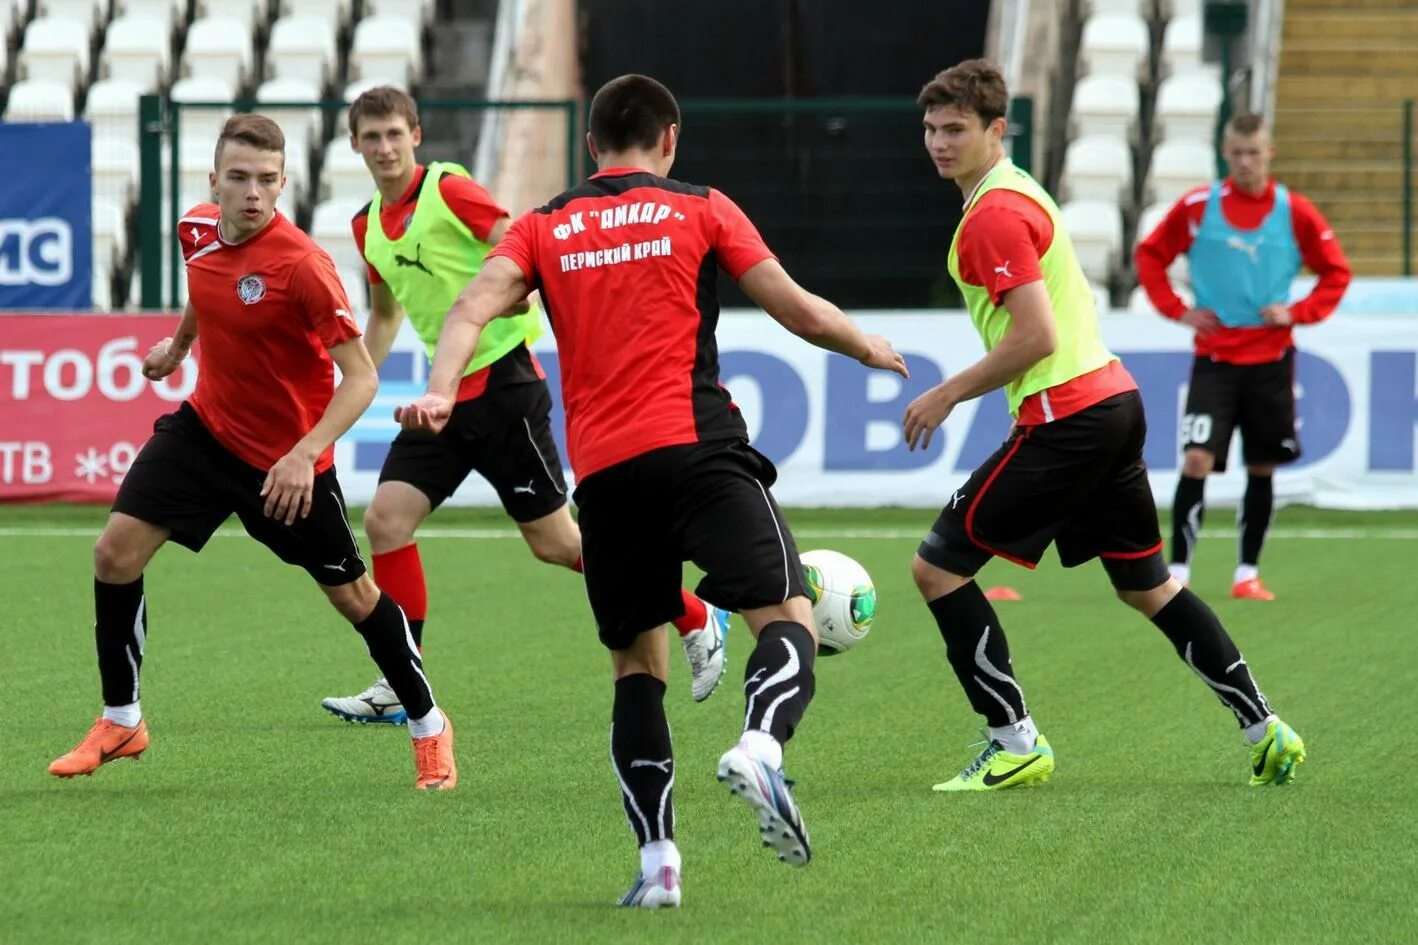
[3,504,1416,944]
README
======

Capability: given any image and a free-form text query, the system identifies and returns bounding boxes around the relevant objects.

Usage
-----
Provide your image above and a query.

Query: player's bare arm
[142,302,199,380]
[485,217,532,315]
[262,337,379,525]
[903,279,1056,451]
[737,259,907,377]
[395,255,528,434]
[362,281,407,368]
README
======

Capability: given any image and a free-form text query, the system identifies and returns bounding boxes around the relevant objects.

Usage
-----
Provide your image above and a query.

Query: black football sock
[611,673,674,846]
[352,592,435,720]
[1239,474,1274,570]
[926,581,1027,728]
[1150,588,1272,728]
[1171,475,1206,567]
[95,576,147,708]
[741,621,817,744]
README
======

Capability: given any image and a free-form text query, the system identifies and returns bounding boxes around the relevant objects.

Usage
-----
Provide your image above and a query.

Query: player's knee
[363,500,416,551]
[911,554,966,600]
[325,577,381,623]
[1116,578,1180,618]
[93,533,143,583]
[1182,450,1215,478]
[529,533,579,568]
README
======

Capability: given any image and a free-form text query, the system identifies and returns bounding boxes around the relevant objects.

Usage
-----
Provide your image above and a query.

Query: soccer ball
[800,549,876,656]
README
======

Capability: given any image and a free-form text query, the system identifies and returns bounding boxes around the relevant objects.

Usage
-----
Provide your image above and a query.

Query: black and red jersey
[490,167,776,478]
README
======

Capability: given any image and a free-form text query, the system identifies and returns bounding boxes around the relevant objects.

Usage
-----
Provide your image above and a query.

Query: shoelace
[358,677,389,700]
[413,733,443,773]
[957,732,1002,781]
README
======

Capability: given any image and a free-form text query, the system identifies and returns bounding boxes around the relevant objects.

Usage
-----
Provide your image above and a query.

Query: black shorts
[1182,349,1299,472]
[917,391,1168,591]
[573,439,807,650]
[112,403,366,586]
[378,380,568,522]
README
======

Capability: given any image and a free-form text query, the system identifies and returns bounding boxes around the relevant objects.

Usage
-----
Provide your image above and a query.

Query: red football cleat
[1231,578,1275,601]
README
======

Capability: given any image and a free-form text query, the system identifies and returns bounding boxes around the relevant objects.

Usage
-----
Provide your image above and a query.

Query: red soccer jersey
[954,188,1138,425]
[179,205,361,473]
[1134,178,1352,364]
[490,167,775,478]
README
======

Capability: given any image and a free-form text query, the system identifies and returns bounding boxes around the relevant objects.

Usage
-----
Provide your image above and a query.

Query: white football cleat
[617,866,682,909]
[716,743,811,866]
[681,604,729,702]
[320,677,408,725]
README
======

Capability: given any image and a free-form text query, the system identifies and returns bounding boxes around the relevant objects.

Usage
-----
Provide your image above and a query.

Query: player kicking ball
[319,86,728,725]
[49,115,457,791]
[904,60,1304,793]
[399,75,907,907]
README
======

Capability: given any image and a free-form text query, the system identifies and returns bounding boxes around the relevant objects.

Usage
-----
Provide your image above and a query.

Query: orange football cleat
[49,718,149,778]
[412,710,457,791]
[1231,578,1276,601]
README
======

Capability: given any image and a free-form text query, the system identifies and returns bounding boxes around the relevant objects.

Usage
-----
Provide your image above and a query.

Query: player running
[398,74,907,907]
[320,86,729,723]
[904,60,1304,793]
[48,115,457,791]
[1135,112,1351,600]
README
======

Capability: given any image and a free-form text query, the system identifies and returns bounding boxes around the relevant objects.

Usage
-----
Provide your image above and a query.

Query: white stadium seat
[1154,72,1223,142]
[310,197,368,272]
[93,136,140,202]
[280,0,350,28]
[92,196,128,269]
[320,134,373,202]
[349,16,422,85]
[1061,135,1133,206]
[1059,199,1122,284]
[1160,0,1202,19]
[194,0,264,33]
[4,79,75,121]
[267,15,338,87]
[1079,14,1149,80]
[1162,16,1213,79]
[116,0,178,38]
[19,17,91,92]
[170,77,235,147]
[36,0,105,30]
[183,17,255,91]
[1086,0,1148,14]
[1070,73,1139,141]
[256,78,322,196]
[367,0,430,29]
[1147,138,1214,206]
[102,15,171,90]
[87,78,147,146]
[93,264,113,310]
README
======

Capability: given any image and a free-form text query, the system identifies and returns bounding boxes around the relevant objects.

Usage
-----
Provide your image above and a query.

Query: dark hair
[588,74,680,153]
[215,113,285,167]
[348,85,420,137]
[1226,112,1266,136]
[917,58,1009,126]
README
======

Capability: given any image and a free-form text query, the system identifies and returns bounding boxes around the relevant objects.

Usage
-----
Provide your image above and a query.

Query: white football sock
[1234,564,1259,584]
[103,702,141,727]
[738,729,784,770]
[1168,563,1191,585]
[989,716,1039,754]
[640,839,681,878]
[408,708,445,739]
[1243,714,1277,745]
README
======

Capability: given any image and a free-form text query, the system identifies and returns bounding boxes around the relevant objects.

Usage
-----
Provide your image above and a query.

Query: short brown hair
[588,74,680,153]
[1226,112,1266,136]
[348,85,420,137]
[215,113,285,167]
[917,58,1009,127]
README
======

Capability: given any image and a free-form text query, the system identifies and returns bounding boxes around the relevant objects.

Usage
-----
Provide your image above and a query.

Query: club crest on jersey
[236,273,266,304]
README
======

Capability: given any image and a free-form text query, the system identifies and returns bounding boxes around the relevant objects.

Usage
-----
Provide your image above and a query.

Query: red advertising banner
[0,313,193,503]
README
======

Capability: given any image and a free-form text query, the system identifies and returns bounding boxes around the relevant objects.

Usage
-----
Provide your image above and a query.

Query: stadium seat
[1086,0,1148,14]
[1160,0,1202,19]
[101,15,171,90]
[86,78,146,146]
[114,0,178,39]
[1079,13,1149,81]
[182,16,254,91]
[367,0,430,29]
[321,134,373,202]
[193,0,264,33]
[92,136,140,202]
[35,0,105,30]
[1154,73,1222,142]
[93,262,113,309]
[92,196,128,270]
[349,16,422,85]
[1070,74,1139,141]
[1162,16,1214,79]
[175,137,221,210]
[1146,138,1214,206]
[279,0,350,28]
[170,77,236,147]
[18,17,91,93]
[336,76,407,135]
[310,197,368,272]
[4,78,75,121]
[255,77,323,194]
[1059,199,1122,283]
[1061,135,1133,206]
[267,15,338,88]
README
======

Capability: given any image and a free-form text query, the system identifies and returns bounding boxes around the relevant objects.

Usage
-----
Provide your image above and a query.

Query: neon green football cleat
[1248,719,1306,787]
[933,734,1055,792]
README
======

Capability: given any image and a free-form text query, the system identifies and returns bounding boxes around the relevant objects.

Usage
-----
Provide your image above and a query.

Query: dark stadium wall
[577,0,990,308]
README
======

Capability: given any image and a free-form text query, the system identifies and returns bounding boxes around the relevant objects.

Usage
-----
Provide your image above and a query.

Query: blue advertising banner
[0,122,92,309]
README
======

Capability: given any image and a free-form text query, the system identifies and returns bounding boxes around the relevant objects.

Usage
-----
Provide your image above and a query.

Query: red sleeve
[293,251,362,348]
[439,173,509,243]
[351,209,381,285]
[1287,193,1352,325]
[1133,193,1201,320]
[178,203,219,262]
[708,188,775,279]
[487,212,539,284]
[955,191,1048,305]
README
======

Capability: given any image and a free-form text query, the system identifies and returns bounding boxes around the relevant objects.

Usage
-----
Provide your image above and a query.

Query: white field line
[2,526,1417,540]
